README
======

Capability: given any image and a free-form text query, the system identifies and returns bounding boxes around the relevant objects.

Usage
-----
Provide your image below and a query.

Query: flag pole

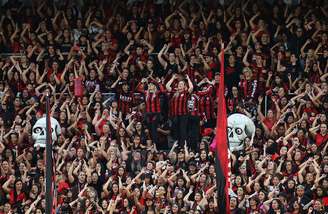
[45,94,53,214]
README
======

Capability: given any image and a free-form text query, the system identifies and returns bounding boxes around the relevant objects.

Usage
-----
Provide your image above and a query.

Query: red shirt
[9,189,25,205]
[263,118,275,131]
[171,35,182,48]
[96,115,109,134]
[208,62,217,80]
[302,106,319,115]
[145,91,162,113]
[169,90,189,117]
[11,41,21,53]
[315,133,328,147]
[185,66,198,82]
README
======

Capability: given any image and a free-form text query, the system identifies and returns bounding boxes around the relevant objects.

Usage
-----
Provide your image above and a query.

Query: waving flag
[214,44,230,214]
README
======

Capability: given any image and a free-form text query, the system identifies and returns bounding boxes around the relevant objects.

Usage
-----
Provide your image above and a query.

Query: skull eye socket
[227,127,232,133]
[235,128,243,135]
[33,127,43,134]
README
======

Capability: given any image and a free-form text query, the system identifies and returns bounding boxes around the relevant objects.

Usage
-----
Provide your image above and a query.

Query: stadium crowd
[0,0,327,213]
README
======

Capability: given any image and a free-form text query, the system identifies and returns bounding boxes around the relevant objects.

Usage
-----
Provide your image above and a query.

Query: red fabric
[271,153,279,161]
[171,35,182,48]
[202,128,213,136]
[208,62,217,80]
[215,45,230,213]
[322,196,328,206]
[198,85,215,120]
[74,77,83,97]
[97,116,108,134]
[58,180,70,193]
[185,66,197,82]
[118,92,133,115]
[251,64,265,80]
[145,91,161,113]
[169,91,188,117]
[227,96,242,113]
[130,51,149,64]
[9,190,25,205]
[315,133,328,147]
[47,68,62,81]
[302,107,319,115]
[225,66,237,76]
[239,79,257,98]
[263,118,275,131]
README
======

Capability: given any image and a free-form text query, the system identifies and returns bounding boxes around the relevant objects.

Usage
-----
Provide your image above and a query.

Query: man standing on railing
[166,73,193,147]
[136,78,165,149]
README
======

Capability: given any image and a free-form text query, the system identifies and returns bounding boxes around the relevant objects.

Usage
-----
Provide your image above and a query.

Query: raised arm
[165,74,177,92]
[2,175,14,193]
[257,96,265,121]
[157,44,168,69]
[186,75,193,94]
[243,48,251,67]
[142,39,154,54]
[249,12,260,30]
[300,39,311,57]
[309,125,320,138]
[165,12,175,29]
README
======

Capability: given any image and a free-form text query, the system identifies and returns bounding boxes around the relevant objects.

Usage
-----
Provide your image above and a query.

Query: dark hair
[13,178,24,205]
[268,199,285,214]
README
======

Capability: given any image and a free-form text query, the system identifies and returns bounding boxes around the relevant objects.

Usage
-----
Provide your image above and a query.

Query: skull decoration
[227,113,255,152]
[32,117,61,148]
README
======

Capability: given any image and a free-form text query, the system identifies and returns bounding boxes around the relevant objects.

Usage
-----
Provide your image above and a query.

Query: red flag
[215,44,230,213]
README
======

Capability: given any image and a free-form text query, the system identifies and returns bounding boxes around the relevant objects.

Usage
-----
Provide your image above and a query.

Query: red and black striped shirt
[169,91,189,117]
[188,94,200,116]
[136,82,165,114]
[145,91,161,113]
[118,92,133,115]
[184,66,197,82]
[239,79,258,98]
[198,85,215,120]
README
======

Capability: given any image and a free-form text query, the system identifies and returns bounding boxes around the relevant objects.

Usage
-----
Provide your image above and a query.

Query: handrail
[0,52,160,59]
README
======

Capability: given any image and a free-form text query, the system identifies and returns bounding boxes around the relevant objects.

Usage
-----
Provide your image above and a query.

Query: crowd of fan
[0,0,327,213]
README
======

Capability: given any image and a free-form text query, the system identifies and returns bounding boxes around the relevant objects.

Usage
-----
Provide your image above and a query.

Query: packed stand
[0,0,327,213]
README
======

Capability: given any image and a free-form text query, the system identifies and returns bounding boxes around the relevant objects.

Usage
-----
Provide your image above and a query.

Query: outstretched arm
[166,74,177,92]
[158,44,168,69]
[243,48,251,67]
[257,96,265,121]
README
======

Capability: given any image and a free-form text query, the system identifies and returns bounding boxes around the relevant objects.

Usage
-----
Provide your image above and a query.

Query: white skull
[227,113,255,152]
[32,117,61,148]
